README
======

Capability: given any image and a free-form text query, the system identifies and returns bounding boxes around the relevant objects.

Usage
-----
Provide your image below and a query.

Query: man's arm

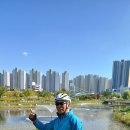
[29,109,54,130]
[33,118,55,130]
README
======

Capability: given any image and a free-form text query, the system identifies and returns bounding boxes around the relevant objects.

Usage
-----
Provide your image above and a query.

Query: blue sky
[0,0,130,79]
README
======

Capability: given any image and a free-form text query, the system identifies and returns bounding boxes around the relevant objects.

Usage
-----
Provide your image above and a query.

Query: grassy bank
[0,96,54,109]
[113,106,130,126]
[0,97,102,109]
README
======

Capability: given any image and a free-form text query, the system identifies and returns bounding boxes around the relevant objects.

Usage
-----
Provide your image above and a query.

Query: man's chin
[57,111,64,114]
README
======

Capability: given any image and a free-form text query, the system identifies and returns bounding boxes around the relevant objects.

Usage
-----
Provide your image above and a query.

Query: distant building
[69,80,75,92]
[45,69,60,92]
[0,73,3,86]
[46,69,52,91]
[61,71,69,91]
[30,69,42,91]
[26,73,30,89]
[74,75,84,92]
[0,67,111,93]
[89,75,98,93]
[18,70,26,90]
[98,77,112,93]
[42,74,46,91]
[3,70,10,87]
[112,60,130,90]
[118,87,130,95]
[84,75,90,92]
[12,67,18,90]
[53,71,60,92]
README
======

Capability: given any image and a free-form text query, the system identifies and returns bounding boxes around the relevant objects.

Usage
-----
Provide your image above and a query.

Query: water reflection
[0,113,5,122]
[0,105,129,130]
[73,105,129,130]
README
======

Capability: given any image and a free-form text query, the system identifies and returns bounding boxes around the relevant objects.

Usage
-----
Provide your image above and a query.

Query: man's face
[55,101,69,114]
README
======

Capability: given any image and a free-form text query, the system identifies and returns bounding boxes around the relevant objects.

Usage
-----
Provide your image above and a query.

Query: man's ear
[66,102,70,108]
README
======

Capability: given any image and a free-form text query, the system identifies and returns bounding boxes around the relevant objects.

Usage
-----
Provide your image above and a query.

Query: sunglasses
[55,102,66,106]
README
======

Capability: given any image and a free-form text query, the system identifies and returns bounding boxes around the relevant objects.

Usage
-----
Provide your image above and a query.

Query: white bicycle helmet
[55,93,71,103]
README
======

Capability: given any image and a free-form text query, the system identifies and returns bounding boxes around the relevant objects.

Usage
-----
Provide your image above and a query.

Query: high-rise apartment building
[74,75,84,92]
[3,70,10,87]
[105,79,112,91]
[51,71,60,92]
[42,74,46,91]
[18,70,26,90]
[30,69,35,88]
[73,74,111,93]
[69,80,75,92]
[0,73,3,86]
[45,70,60,92]
[46,69,52,91]
[12,67,18,90]
[26,73,30,89]
[98,77,106,93]
[10,73,13,90]
[89,75,98,93]
[54,72,60,92]
[84,75,90,92]
[30,69,42,91]
[61,71,69,91]
[0,67,111,93]
[112,60,130,90]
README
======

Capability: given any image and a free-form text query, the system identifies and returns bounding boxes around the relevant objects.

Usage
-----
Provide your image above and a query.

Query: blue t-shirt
[34,109,84,130]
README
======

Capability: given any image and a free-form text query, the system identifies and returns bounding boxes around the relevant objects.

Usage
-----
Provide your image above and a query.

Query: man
[29,93,84,130]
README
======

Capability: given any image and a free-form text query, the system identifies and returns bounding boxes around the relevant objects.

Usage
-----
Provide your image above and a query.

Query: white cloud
[22,52,29,56]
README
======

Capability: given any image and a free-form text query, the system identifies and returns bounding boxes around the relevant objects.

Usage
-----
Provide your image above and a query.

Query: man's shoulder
[68,110,84,129]
[68,110,81,122]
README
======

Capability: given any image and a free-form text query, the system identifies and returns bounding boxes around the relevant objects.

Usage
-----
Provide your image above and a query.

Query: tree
[0,86,5,98]
[4,90,21,98]
[38,91,53,98]
[22,89,37,97]
[3,91,13,97]
[54,90,69,96]
[122,90,130,99]
[112,92,121,98]
[101,91,112,99]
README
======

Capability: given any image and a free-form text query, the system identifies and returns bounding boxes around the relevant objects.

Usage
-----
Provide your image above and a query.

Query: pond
[0,105,129,130]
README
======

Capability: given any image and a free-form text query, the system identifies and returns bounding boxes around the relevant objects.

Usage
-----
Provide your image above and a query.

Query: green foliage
[112,92,121,98]
[19,92,24,97]
[37,91,53,97]
[54,90,69,96]
[123,107,130,112]
[22,89,37,97]
[122,90,130,99]
[101,91,112,98]
[114,111,130,126]
[4,90,22,97]
[78,95,87,100]
[12,90,20,97]
[3,91,14,97]
[0,86,6,98]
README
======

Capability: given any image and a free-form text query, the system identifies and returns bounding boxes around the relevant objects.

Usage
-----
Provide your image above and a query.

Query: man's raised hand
[29,109,37,122]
